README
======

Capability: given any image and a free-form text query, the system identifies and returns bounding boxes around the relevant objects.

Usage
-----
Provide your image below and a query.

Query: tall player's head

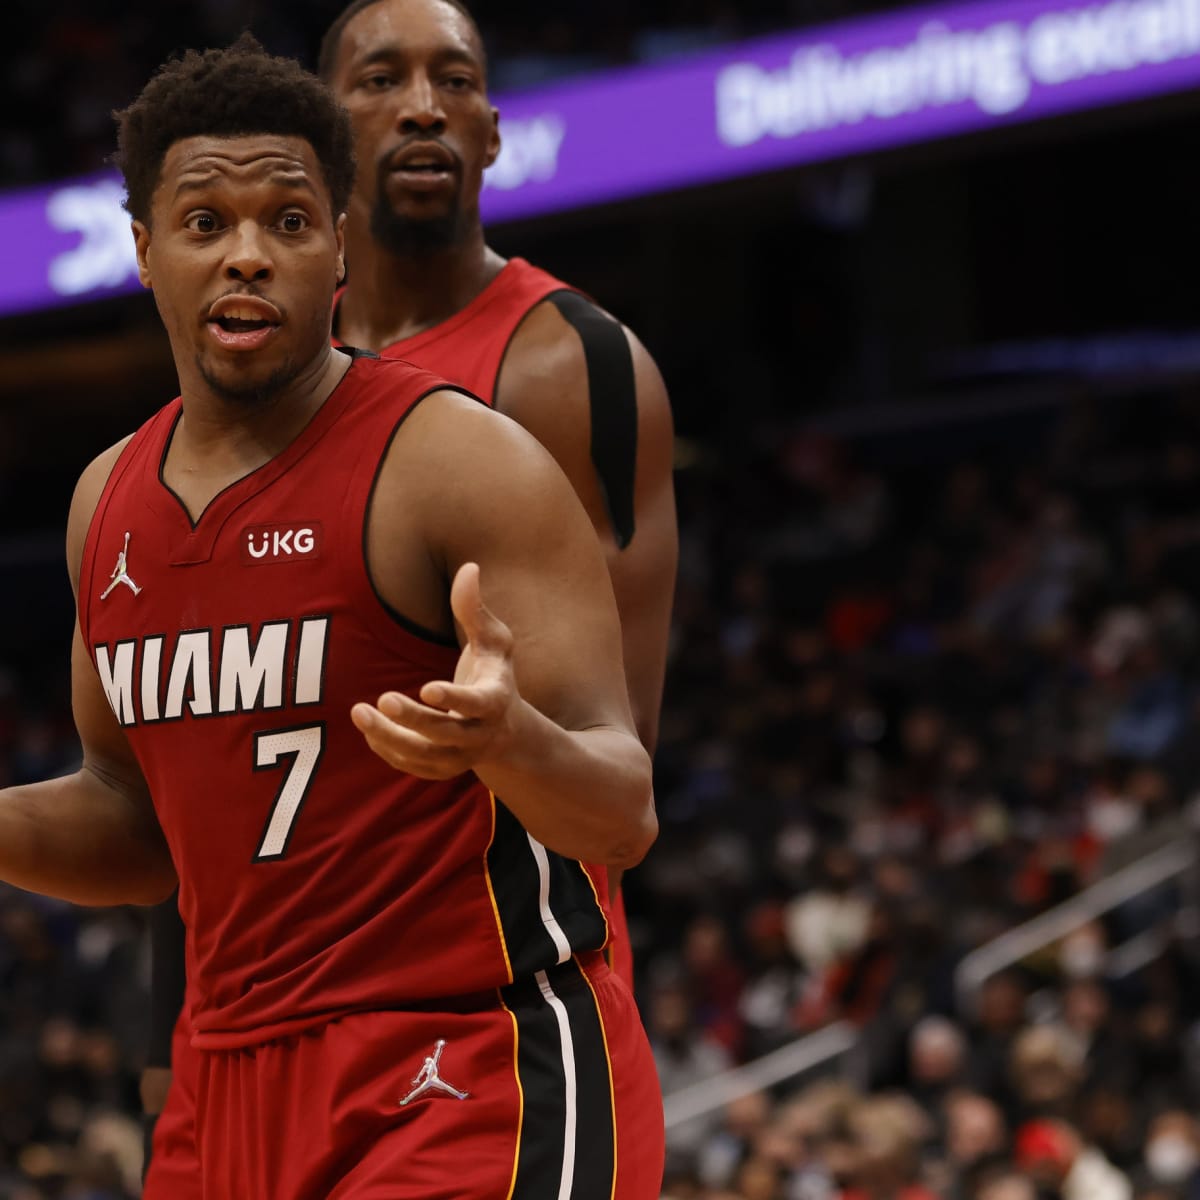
[318,0,500,259]
[114,34,356,408]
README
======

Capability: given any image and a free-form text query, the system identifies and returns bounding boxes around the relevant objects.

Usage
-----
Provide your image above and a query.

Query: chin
[198,356,298,409]
[371,194,462,257]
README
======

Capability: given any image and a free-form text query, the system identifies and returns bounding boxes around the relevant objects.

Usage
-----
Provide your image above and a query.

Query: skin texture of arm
[0,440,175,907]
[351,389,657,870]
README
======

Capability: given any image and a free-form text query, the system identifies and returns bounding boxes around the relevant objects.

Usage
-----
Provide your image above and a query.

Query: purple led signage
[3,0,1199,316]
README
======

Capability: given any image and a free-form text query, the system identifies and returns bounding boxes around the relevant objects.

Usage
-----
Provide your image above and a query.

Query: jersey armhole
[361,384,483,651]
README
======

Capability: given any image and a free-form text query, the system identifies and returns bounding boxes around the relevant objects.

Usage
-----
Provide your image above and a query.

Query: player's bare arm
[0,443,175,906]
[351,389,657,869]
[496,304,678,756]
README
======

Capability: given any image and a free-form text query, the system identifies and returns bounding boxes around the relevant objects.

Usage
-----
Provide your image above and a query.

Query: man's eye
[362,73,394,90]
[185,213,219,233]
[280,212,309,233]
[445,75,472,90]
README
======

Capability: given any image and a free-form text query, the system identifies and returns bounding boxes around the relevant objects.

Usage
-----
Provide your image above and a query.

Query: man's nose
[395,75,447,135]
[225,221,273,281]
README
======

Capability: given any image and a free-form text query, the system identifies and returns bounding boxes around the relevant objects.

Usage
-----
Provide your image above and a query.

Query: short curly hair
[114,33,357,223]
[317,0,486,82]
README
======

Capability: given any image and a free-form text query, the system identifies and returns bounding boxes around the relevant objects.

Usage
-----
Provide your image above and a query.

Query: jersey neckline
[152,351,367,564]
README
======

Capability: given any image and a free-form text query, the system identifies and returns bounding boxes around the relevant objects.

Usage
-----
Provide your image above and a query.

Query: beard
[197,354,302,410]
[370,173,467,257]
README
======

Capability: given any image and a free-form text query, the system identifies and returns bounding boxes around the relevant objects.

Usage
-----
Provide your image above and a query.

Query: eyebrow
[171,171,321,200]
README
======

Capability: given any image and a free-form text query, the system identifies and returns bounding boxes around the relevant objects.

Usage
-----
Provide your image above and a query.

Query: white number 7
[252,724,326,861]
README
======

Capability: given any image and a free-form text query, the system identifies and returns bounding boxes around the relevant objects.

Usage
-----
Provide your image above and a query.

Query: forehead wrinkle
[347,43,482,80]
[171,172,320,201]
[170,153,320,196]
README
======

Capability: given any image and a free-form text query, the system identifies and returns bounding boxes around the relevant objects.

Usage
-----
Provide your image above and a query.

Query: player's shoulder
[72,434,137,513]
[388,378,562,499]
[345,348,483,410]
[66,433,138,589]
[505,280,661,389]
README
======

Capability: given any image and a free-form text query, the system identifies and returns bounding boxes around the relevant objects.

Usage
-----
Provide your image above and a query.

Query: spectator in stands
[965,971,1030,1112]
[941,1090,1008,1198]
[1008,1025,1087,1124]
[1014,1118,1132,1200]
[905,1016,969,1121]
[1136,1110,1200,1198]
[650,976,734,1171]
[972,1167,1038,1200]
[843,1093,939,1200]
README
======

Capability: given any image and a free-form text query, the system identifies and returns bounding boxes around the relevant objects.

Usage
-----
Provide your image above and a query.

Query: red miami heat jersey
[78,353,610,1048]
[333,257,573,403]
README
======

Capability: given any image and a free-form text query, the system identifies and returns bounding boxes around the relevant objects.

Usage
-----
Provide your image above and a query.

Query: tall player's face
[133,135,346,407]
[329,0,500,256]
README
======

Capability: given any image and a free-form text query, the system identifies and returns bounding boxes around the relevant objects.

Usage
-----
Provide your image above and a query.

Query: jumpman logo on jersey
[100,532,142,600]
[399,1039,470,1106]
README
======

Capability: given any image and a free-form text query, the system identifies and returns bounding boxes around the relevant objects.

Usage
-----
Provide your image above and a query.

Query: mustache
[379,137,461,173]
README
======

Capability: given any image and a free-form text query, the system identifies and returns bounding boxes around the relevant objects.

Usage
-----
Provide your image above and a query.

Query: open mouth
[213,316,274,334]
[206,315,280,350]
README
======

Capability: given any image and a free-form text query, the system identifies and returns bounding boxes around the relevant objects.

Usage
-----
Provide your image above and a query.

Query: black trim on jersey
[147,894,186,1069]
[250,721,327,862]
[546,291,639,551]
[157,350,376,531]
[488,801,561,976]
[487,800,608,980]
[362,384,482,649]
[503,958,617,1200]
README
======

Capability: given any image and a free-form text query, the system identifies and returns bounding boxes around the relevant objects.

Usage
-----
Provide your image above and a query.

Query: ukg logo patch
[242,523,323,565]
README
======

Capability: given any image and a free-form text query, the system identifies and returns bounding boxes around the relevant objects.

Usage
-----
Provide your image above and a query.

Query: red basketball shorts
[143,1005,201,1200]
[178,954,662,1199]
[607,886,636,993]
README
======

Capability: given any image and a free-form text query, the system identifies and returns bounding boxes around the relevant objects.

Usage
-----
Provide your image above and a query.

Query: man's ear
[132,220,153,289]
[485,107,501,169]
[335,212,347,284]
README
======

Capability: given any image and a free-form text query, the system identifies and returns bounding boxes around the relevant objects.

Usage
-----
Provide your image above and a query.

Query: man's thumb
[450,562,507,650]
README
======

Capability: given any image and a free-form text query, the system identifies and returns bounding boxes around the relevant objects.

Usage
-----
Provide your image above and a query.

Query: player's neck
[166,347,352,519]
[339,222,506,351]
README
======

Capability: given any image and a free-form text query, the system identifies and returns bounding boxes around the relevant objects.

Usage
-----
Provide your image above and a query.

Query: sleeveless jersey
[333,257,572,404]
[78,354,610,1048]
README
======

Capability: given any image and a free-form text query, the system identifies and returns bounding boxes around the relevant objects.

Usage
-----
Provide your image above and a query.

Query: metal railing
[663,1019,857,1131]
[954,835,1199,1016]
[661,833,1199,1133]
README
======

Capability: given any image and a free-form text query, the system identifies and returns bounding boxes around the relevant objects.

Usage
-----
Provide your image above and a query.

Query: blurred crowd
[1,0,905,190]
[640,381,1200,1199]
[0,376,1199,1197]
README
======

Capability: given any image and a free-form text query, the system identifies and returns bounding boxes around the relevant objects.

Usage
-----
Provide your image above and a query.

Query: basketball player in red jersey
[320,0,678,988]
[8,36,663,1198]
[143,3,677,1186]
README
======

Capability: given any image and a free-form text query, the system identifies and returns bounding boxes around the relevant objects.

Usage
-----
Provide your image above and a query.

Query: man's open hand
[350,563,519,779]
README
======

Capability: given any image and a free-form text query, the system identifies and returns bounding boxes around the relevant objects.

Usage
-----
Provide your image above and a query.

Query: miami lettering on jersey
[93,616,330,727]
